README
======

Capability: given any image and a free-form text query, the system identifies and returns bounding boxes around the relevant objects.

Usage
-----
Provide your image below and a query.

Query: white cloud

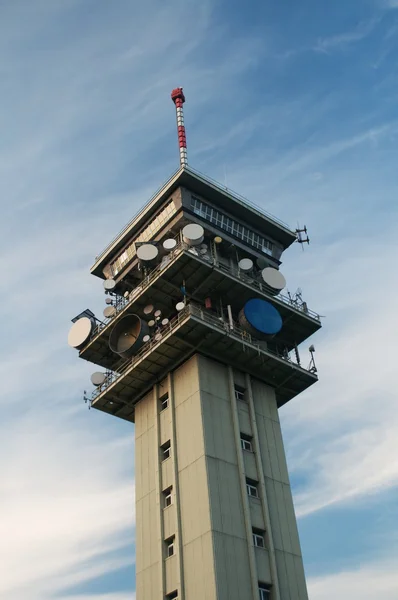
[313,18,380,53]
[308,559,398,600]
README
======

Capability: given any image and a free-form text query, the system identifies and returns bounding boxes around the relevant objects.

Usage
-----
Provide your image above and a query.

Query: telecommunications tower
[68,87,321,600]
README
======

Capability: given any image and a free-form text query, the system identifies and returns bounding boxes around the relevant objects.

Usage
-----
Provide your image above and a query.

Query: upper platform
[90,166,297,278]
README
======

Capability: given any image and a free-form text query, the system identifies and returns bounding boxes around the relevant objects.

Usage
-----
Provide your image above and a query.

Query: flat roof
[91,166,297,277]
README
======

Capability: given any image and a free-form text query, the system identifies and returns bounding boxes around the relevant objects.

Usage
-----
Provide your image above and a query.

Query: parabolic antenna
[109,314,149,359]
[143,334,151,343]
[161,318,169,326]
[239,258,253,272]
[90,372,106,386]
[239,298,282,339]
[176,301,185,311]
[137,243,158,262]
[163,238,177,251]
[154,309,162,318]
[143,304,154,315]
[105,297,113,305]
[103,306,116,318]
[103,279,116,291]
[214,236,223,244]
[261,267,286,295]
[256,256,269,269]
[148,319,155,327]
[182,223,204,246]
[68,317,93,349]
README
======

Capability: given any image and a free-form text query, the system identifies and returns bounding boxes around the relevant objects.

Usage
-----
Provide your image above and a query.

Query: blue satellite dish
[240,298,282,337]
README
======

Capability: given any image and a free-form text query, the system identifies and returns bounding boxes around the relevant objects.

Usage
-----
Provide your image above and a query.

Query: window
[165,536,175,558]
[259,583,271,599]
[190,196,275,257]
[246,478,259,498]
[253,529,265,548]
[166,592,178,600]
[240,434,253,452]
[163,486,173,508]
[160,393,169,411]
[161,441,171,461]
[234,385,245,402]
[111,199,177,275]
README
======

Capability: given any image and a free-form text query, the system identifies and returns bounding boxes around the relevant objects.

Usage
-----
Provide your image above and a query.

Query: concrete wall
[134,354,308,600]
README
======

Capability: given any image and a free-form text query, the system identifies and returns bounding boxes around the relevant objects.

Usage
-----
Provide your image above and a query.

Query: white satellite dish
[176,301,185,312]
[103,306,116,318]
[154,309,162,318]
[68,317,93,349]
[148,319,155,327]
[105,298,113,305]
[161,318,169,326]
[182,223,204,246]
[143,304,154,315]
[239,258,253,272]
[137,244,158,262]
[143,334,151,343]
[261,267,286,295]
[103,279,116,291]
[91,372,106,386]
[163,238,177,251]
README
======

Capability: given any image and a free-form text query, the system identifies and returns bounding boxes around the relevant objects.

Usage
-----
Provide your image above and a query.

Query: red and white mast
[171,87,188,168]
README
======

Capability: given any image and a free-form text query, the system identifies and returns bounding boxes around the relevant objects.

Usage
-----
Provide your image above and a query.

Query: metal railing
[90,302,316,406]
[88,240,320,348]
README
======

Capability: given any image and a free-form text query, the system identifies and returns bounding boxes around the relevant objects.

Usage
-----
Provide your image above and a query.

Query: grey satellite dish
[176,301,185,312]
[68,317,93,349]
[109,314,149,359]
[104,279,116,291]
[239,258,253,272]
[256,257,270,269]
[137,243,158,262]
[91,372,106,387]
[143,334,151,343]
[103,306,116,318]
[148,319,155,327]
[182,223,204,246]
[200,246,208,255]
[105,298,113,305]
[261,267,286,295]
[161,318,169,326]
[143,304,154,315]
[163,238,177,251]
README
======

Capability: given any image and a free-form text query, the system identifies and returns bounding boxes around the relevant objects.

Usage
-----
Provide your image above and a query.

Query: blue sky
[1,0,397,598]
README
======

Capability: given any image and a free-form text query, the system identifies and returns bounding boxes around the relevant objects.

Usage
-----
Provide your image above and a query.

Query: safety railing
[90,302,315,406]
[89,240,320,347]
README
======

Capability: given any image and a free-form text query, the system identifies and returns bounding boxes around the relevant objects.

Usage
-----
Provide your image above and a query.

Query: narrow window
[161,441,171,461]
[165,536,175,558]
[259,583,271,599]
[163,486,173,508]
[166,592,178,600]
[246,478,259,498]
[253,528,265,548]
[160,393,169,411]
[234,385,245,402]
[240,434,253,452]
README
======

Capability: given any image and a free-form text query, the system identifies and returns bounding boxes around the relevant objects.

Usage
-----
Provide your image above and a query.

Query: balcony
[80,240,321,371]
[89,303,318,423]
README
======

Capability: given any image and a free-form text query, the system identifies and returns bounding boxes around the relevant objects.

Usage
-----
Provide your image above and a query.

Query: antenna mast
[171,87,188,168]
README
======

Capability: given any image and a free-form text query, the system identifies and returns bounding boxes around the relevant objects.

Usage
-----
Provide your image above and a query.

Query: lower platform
[90,303,318,423]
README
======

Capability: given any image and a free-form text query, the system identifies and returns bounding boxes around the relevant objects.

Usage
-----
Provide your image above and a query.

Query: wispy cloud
[314,18,380,53]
